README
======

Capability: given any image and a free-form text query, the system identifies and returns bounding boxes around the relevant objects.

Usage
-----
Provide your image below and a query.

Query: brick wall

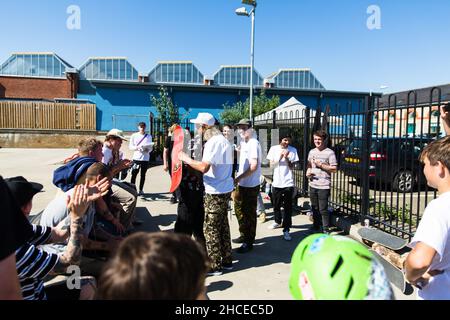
[0,75,77,100]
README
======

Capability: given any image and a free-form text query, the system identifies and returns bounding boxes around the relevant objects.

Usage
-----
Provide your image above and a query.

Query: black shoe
[322,227,331,235]
[236,243,253,254]
[170,197,177,204]
[132,219,144,226]
[223,262,233,271]
[232,236,245,244]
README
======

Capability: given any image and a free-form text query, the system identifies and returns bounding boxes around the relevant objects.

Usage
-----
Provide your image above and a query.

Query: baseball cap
[5,176,44,207]
[190,113,216,126]
[236,118,252,128]
[106,129,127,141]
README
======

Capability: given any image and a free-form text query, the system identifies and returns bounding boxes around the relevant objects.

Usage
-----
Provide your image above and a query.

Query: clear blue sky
[1,0,449,93]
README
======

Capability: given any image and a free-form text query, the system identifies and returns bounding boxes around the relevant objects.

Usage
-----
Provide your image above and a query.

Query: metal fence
[255,88,447,240]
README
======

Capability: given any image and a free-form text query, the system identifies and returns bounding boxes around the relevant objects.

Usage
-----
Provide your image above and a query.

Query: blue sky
[1,0,449,93]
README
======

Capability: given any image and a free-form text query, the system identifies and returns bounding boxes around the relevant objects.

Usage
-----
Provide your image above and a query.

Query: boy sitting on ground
[5,177,103,300]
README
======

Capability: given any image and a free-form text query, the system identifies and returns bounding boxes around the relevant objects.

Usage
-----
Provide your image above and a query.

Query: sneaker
[207,268,223,276]
[283,231,292,241]
[223,263,233,271]
[268,222,282,230]
[170,197,177,204]
[258,212,266,223]
[138,190,144,196]
[236,243,253,254]
[232,236,245,244]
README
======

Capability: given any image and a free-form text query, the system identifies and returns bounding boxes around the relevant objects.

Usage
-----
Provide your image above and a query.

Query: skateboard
[169,125,184,193]
[370,249,407,293]
[358,227,410,293]
[358,227,408,251]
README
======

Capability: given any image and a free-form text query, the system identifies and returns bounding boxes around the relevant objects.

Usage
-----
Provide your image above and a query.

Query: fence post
[360,95,375,224]
[302,107,310,196]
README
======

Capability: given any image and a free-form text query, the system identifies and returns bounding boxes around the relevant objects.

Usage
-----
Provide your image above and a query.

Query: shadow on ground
[133,207,177,233]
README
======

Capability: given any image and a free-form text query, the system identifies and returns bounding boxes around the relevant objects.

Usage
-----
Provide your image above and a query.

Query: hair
[420,136,450,171]
[280,134,293,142]
[138,122,146,128]
[169,124,178,134]
[78,138,103,156]
[86,163,111,180]
[223,124,232,130]
[313,130,328,140]
[96,232,210,300]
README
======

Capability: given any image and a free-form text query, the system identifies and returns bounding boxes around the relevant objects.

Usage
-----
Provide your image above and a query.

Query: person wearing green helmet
[289,234,394,300]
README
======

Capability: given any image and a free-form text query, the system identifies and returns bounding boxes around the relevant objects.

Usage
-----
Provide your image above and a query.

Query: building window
[388,113,395,136]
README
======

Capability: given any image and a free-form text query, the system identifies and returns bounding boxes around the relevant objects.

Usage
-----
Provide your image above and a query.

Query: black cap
[5,176,43,207]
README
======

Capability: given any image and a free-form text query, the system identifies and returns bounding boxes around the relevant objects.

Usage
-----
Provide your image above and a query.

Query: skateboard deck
[370,249,407,293]
[169,125,184,193]
[359,227,408,251]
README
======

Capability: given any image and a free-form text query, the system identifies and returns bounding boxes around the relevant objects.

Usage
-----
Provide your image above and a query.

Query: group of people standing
[164,112,337,275]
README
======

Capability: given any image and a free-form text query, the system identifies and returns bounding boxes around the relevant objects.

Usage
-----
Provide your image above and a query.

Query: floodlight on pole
[235,7,249,16]
[235,0,257,126]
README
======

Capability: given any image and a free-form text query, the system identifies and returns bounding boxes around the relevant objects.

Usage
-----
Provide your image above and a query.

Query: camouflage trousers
[204,192,232,270]
[234,185,259,244]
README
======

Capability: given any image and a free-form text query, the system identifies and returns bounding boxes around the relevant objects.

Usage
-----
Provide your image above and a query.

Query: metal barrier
[255,88,447,240]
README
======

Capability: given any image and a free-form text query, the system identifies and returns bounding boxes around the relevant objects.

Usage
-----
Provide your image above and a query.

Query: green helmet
[289,234,394,300]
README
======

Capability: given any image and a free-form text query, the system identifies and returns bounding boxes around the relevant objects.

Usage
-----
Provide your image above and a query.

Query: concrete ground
[0,148,415,300]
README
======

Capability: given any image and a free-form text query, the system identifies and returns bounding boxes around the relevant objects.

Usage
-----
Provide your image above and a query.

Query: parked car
[340,137,435,193]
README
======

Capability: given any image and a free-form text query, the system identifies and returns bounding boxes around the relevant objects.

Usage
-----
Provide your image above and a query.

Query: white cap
[106,128,127,141]
[190,113,215,126]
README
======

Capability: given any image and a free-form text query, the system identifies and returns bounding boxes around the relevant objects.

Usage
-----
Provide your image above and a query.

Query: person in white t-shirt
[232,119,262,253]
[129,122,154,195]
[266,134,299,241]
[179,113,234,276]
[404,136,450,300]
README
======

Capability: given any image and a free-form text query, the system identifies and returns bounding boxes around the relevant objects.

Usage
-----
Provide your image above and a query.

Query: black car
[340,137,434,192]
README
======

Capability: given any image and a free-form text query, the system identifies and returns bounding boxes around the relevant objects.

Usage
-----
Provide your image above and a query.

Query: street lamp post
[236,0,257,125]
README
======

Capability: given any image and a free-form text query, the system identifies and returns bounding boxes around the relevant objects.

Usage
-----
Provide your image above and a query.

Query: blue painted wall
[78,80,369,131]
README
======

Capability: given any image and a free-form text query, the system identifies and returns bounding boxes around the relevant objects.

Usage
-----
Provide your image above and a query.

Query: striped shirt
[15,225,59,300]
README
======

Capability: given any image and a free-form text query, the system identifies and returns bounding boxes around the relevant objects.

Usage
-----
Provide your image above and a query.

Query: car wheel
[393,170,415,193]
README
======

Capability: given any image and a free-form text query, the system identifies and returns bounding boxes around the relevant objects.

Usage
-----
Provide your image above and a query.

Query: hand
[67,185,90,218]
[234,176,241,185]
[306,168,315,178]
[440,105,450,123]
[88,177,110,200]
[178,151,190,163]
[118,159,132,170]
[281,150,290,159]
[111,218,126,234]
[163,164,169,172]
[313,159,323,168]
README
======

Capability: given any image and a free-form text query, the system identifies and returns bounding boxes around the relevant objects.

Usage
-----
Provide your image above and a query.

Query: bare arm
[51,185,88,274]
[49,219,70,244]
[317,162,338,174]
[179,152,211,174]
[0,254,23,300]
[404,242,437,284]
[235,159,258,183]
[440,105,450,136]
[163,147,169,170]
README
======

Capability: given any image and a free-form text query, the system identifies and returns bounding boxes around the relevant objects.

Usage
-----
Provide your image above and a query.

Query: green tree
[150,86,179,129]
[220,90,280,124]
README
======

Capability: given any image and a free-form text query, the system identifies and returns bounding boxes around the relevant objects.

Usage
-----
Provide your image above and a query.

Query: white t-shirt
[410,192,450,300]
[202,134,234,195]
[237,138,262,188]
[129,132,153,161]
[267,145,299,188]
[102,146,123,166]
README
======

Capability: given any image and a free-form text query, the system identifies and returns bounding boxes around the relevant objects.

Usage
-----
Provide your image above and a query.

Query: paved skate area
[0,148,415,300]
